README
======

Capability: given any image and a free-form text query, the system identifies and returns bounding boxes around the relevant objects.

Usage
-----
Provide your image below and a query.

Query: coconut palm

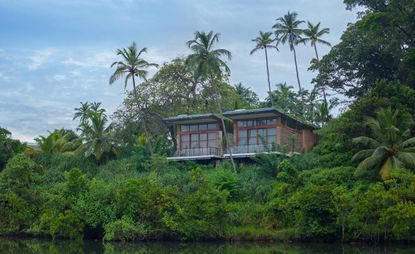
[186,31,236,172]
[109,42,158,155]
[250,31,278,105]
[73,102,91,126]
[273,11,305,106]
[302,21,331,102]
[352,107,415,180]
[35,129,80,155]
[79,110,118,161]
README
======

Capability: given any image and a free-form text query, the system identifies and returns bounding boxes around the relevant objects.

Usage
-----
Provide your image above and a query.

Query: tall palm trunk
[264,47,273,107]
[212,77,236,173]
[313,44,327,103]
[132,75,154,155]
[292,46,304,112]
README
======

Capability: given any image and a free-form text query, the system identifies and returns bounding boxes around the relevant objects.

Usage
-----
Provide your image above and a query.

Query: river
[1,238,415,253]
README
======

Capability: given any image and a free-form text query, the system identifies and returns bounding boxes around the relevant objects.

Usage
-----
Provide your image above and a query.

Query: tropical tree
[302,21,331,102]
[273,11,305,106]
[250,31,278,105]
[78,110,118,161]
[35,129,80,155]
[266,83,300,115]
[186,31,236,172]
[234,83,259,108]
[109,42,158,155]
[314,100,331,127]
[73,102,105,127]
[352,107,415,180]
[0,127,25,170]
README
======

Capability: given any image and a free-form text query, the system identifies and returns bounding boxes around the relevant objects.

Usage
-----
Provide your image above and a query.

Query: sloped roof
[223,107,317,129]
[163,113,221,124]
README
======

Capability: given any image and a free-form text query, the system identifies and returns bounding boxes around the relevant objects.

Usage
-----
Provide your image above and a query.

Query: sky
[0,0,359,142]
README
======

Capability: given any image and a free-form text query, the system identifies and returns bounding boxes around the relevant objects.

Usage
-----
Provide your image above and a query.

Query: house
[163,108,317,161]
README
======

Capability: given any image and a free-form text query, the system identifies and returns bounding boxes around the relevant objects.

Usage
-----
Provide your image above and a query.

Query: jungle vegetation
[1,0,415,242]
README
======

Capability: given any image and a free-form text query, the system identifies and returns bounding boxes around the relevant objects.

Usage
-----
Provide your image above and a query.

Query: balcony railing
[174,147,222,157]
[226,144,278,154]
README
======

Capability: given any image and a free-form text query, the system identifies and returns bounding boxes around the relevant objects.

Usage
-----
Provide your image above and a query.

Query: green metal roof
[223,107,317,129]
[163,113,221,123]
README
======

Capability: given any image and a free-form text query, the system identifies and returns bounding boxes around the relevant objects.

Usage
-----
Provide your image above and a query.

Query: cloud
[62,51,115,68]
[28,48,57,70]
[53,74,67,81]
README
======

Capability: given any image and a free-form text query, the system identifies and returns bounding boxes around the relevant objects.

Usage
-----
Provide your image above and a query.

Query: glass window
[200,133,207,140]
[200,141,207,148]
[181,134,189,141]
[238,130,246,138]
[189,124,198,131]
[249,137,257,145]
[257,119,267,126]
[208,123,216,130]
[199,124,207,131]
[208,139,216,147]
[267,135,276,144]
[258,128,266,137]
[248,129,256,137]
[268,118,276,125]
[181,142,189,149]
[238,137,247,145]
[191,134,199,142]
[181,125,189,132]
[208,132,216,140]
[191,141,198,148]
[268,128,276,136]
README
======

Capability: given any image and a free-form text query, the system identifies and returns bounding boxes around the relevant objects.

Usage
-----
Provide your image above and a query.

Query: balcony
[167,147,222,161]
[224,144,289,158]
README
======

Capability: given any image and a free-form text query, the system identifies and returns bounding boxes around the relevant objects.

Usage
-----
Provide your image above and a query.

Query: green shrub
[0,154,43,231]
[50,209,84,240]
[103,216,146,241]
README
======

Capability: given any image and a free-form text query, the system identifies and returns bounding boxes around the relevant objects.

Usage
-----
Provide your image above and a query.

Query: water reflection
[0,238,414,254]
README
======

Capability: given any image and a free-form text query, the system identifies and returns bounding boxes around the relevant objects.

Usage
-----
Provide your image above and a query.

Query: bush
[103,216,146,242]
[0,154,43,231]
[50,209,84,240]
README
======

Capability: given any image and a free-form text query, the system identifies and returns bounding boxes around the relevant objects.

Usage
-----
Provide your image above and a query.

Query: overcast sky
[0,0,358,142]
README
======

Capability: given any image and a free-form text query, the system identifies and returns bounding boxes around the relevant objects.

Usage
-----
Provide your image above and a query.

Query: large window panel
[199,124,207,131]
[238,137,247,145]
[208,123,216,130]
[208,139,216,147]
[181,134,190,141]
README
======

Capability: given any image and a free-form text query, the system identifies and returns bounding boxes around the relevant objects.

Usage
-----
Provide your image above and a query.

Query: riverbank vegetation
[1,0,415,243]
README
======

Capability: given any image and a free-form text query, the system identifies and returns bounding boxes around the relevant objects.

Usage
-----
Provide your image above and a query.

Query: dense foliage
[1,0,415,244]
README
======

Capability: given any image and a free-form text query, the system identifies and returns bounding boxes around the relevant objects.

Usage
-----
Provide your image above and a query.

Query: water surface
[1,238,415,254]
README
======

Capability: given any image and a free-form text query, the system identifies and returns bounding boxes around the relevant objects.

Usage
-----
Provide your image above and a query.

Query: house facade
[163,108,317,161]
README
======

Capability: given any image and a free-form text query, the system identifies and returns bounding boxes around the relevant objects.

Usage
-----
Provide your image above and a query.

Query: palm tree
[302,21,331,102]
[352,107,415,180]
[250,31,278,105]
[79,110,118,161]
[273,11,305,106]
[109,42,158,155]
[73,102,91,126]
[186,31,236,172]
[35,129,80,155]
[234,83,259,108]
[314,100,331,127]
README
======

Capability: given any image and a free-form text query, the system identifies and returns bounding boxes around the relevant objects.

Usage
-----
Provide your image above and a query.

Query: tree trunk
[212,77,236,173]
[132,75,154,156]
[292,47,304,112]
[313,44,327,103]
[264,47,273,107]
